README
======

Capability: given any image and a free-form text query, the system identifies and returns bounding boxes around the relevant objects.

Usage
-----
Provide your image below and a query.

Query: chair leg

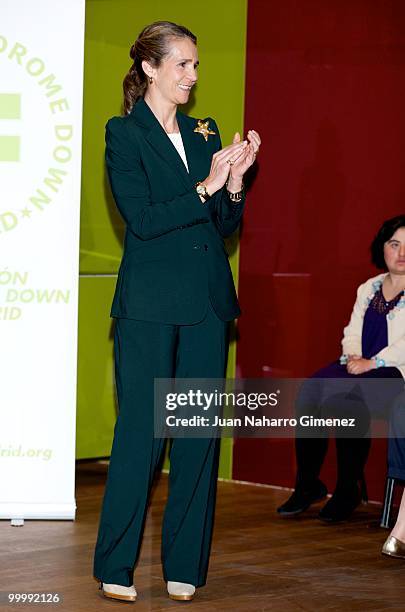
[380,477,396,529]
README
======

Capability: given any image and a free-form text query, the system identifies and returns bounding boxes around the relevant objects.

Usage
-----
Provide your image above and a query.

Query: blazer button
[193,245,200,250]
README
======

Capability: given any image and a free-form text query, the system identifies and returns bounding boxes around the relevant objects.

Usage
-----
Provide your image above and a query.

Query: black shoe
[318,481,365,523]
[277,481,328,516]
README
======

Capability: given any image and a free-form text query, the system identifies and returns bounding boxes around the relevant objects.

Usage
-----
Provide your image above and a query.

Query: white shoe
[100,581,137,602]
[167,581,196,601]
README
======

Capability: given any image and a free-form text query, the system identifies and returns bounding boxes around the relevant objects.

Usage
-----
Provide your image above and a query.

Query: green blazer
[106,97,246,324]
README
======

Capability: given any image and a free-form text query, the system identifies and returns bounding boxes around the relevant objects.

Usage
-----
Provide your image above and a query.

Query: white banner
[0,0,85,519]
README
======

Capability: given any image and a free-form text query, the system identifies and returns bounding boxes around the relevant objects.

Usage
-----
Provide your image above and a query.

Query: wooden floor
[2,462,405,611]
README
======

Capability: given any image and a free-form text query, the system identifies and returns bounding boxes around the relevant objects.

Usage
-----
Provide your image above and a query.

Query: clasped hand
[204,129,261,195]
[346,355,375,375]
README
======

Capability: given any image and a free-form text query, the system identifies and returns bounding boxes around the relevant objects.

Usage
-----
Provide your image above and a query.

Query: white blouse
[167,132,189,172]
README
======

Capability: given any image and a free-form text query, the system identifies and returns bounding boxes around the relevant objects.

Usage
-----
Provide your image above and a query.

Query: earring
[149,76,153,84]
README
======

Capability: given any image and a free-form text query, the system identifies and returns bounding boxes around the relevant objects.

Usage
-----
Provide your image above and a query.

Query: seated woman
[278,215,405,523]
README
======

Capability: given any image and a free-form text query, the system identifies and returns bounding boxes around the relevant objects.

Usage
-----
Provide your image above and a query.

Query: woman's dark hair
[371,214,405,270]
[123,21,197,115]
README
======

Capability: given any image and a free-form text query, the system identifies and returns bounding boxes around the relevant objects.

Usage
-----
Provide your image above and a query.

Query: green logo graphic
[0,93,20,161]
[0,35,75,235]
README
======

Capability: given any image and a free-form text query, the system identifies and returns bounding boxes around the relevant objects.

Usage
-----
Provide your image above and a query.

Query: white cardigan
[341,273,405,378]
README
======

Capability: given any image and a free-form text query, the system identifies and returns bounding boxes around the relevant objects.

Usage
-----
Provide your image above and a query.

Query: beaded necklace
[366,279,405,320]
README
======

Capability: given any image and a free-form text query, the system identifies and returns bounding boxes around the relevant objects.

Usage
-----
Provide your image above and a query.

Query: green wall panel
[77,0,248,478]
[76,276,117,459]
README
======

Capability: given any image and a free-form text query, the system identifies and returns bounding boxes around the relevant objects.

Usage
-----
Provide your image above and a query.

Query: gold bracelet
[226,181,244,203]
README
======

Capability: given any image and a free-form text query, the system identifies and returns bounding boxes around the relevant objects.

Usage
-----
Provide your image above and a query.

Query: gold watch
[195,182,211,202]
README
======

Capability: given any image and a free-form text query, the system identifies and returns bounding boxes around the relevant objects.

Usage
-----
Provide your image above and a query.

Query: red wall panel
[234,0,405,501]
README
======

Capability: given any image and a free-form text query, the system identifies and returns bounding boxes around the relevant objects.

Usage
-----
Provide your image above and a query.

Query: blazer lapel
[145,123,192,190]
[177,111,210,185]
[130,98,210,189]
[131,98,191,190]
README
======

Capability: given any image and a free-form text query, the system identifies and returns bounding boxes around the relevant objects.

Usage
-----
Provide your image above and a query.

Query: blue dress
[362,287,402,360]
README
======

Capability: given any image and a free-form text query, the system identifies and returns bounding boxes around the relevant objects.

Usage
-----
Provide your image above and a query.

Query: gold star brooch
[193,119,216,142]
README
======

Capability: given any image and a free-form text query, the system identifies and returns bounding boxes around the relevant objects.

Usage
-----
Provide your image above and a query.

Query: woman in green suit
[93,21,260,603]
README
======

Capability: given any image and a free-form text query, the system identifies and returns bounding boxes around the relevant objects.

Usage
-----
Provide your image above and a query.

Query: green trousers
[93,301,228,587]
